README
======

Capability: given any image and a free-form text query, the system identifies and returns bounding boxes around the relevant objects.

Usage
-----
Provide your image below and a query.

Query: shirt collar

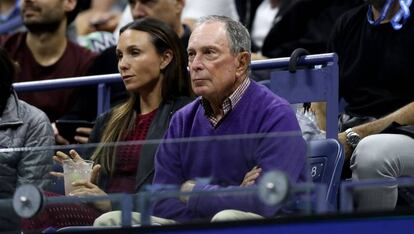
[200,78,251,127]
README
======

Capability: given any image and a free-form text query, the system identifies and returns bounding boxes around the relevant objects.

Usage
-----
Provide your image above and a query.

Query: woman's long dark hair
[92,18,191,175]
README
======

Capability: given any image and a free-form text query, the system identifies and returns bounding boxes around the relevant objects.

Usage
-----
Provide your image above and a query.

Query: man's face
[20,0,68,33]
[129,0,182,29]
[187,21,241,103]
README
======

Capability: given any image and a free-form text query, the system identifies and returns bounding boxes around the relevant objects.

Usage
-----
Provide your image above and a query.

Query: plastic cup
[62,159,94,195]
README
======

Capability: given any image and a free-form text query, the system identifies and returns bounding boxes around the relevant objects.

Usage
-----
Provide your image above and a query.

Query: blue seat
[252,53,339,139]
[253,53,342,209]
[308,139,344,210]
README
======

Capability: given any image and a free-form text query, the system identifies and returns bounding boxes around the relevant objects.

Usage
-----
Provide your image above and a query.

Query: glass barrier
[1,132,410,232]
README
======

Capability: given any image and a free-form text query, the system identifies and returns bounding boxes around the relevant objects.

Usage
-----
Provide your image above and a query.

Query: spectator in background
[0,0,24,35]
[181,0,239,29]
[0,47,54,231]
[88,0,189,76]
[74,0,127,53]
[94,15,307,226]
[235,0,362,60]
[62,0,190,144]
[0,0,96,122]
[234,0,363,141]
[74,0,127,36]
[317,0,414,211]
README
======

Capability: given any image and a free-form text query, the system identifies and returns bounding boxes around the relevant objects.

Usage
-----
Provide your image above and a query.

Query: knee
[211,210,263,222]
[351,134,403,178]
[211,210,239,222]
[352,135,388,169]
[94,211,123,227]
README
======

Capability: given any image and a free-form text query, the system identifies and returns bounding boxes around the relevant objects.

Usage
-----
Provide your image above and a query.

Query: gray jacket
[0,92,54,198]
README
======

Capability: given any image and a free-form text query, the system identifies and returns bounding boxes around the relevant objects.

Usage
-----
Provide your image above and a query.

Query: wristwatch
[345,128,361,148]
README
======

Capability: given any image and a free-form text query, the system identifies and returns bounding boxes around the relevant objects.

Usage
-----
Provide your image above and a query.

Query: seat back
[308,139,344,209]
[251,53,339,139]
[269,61,338,139]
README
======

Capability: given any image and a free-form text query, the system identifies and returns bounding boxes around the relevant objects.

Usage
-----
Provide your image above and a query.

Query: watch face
[347,133,360,147]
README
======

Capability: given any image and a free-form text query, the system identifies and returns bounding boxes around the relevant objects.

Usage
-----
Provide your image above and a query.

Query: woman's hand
[69,178,111,212]
[49,150,101,184]
[240,166,262,187]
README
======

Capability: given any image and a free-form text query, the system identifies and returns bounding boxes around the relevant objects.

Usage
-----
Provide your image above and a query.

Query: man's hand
[180,180,196,203]
[241,166,262,187]
[52,122,70,145]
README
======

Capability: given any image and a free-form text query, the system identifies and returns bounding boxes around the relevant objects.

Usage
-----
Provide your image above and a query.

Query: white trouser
[350,134,414,211]
[93,211,176,226]
[94,210,263,227]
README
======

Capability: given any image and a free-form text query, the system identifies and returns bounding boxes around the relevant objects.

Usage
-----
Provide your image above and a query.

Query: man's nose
[189,54,203,71]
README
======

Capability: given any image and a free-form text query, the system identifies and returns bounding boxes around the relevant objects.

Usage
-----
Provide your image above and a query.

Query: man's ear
[235,52,251,77]
[160,50,173,70]
[64,0,77,12]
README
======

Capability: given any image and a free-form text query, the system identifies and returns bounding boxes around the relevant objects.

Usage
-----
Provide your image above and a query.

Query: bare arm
[353,101,414,138]
[311,102,326,131]
[337,102,414,160]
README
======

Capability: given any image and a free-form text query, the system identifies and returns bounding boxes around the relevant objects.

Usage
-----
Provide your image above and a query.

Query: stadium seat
[308,139,344,210]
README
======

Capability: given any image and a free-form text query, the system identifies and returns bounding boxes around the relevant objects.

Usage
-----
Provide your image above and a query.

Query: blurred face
[187,21,243,103]
[20,0,74,33]
[129,0,182,30]
[116,29,170,94]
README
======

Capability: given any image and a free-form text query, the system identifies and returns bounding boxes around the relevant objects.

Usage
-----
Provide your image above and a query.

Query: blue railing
[13,53,337,117]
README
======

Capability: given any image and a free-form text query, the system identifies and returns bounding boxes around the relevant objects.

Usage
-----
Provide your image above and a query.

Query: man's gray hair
[196,15,251,54]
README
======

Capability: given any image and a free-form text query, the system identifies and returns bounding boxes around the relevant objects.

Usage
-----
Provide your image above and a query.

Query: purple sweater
[153,80,307,222]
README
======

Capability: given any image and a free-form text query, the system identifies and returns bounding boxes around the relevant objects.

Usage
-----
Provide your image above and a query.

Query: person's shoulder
[248,80,291,108]
[95,108,113,124]
[171,98,201,119]
[17,98,50,125]
[67,39,98,58]
[0,32,26,50]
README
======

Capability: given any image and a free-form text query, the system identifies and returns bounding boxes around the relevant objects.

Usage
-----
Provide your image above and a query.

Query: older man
[94,15,307,225]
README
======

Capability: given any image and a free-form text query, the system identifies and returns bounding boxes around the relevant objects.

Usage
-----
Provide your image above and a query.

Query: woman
[24,18,192,230]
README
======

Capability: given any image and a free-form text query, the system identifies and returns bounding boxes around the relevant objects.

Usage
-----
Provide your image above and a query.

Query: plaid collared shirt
[201,78,251,127]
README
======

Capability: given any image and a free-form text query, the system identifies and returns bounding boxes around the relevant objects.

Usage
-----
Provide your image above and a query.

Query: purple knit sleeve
[152,113,196,222]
